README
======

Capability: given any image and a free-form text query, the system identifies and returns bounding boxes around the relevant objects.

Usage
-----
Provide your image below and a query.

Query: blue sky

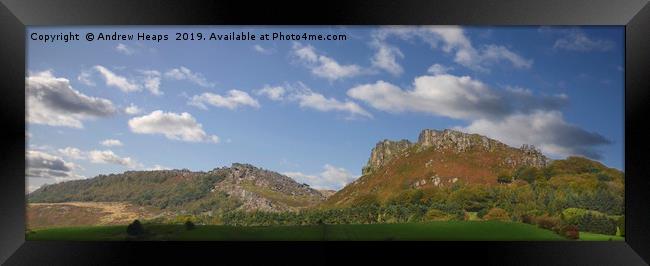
[25,26,624,192]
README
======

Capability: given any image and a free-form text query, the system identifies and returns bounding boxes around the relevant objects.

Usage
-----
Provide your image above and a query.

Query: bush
[561,208,617,235]
[477,208,489,219]
[536,215,560,231]
[617,216,625,237]
[497,174,513,184]
[184,220,195,230]
[558,224,580,240]
[483,208,510,221]
[126,220,144,236]
[423,209,452,221]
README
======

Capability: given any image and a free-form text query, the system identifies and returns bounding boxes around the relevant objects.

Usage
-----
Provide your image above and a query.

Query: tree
[127,219,144,236]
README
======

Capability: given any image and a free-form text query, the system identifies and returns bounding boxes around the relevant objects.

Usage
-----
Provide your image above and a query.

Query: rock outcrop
[361,129,548,175]
[210,163,325,212]
[362,139,414,175]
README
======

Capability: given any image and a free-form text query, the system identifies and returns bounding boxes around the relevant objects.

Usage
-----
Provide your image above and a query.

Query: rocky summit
[210,163,325,212]
[362,129,548,175]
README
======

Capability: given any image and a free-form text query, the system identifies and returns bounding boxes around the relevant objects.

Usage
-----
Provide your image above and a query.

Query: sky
[25,26,624,192]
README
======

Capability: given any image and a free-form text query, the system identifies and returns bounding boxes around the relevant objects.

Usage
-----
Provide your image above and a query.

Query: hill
[28,163,325,215]
[325,129,623,207]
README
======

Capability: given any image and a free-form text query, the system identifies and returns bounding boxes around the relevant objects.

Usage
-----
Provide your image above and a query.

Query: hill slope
[29,163,325,214]
[325,129,616,207]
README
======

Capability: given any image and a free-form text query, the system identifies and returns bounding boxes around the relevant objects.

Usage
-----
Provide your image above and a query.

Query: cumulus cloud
[124,103,143,115]
[348,72,609,159]
[256,83,372,119]
[94,65,141,92]
[115,43,134,55]
[551,29,614,52]
[26,70,117,128]
[457,110,611,159]
[348,74,567,121]
[188,90,260,110]
[427,63,453,75]
[77,70,95,86]
[370,40,404,76]
[140,70,162,95]
[255,85,286,101]
[291,42,363,81]
[165,66,214,87]
[100,139,123,147]
[128,110,219,143]
[370,26,533,73]
[291,89,373,119]
[88,150,140,168]
[57,147,84,160]
[283,164,358,190]
[26,150,81,181]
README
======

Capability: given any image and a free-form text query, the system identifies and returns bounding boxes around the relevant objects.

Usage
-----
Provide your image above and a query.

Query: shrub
[423,209,452,221]
[184,220,195,230]
[497,174,513,184]
[477,208,489,219]
[126,220,144,236]
[617,216,625,237]
[536,215,560,231]
[521,214,535,225]
[483,208,510,221]
[561,208,617,235]
[558,224,580,240]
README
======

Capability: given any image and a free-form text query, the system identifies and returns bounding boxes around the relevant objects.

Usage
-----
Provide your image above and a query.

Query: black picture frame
[1,0,649,265]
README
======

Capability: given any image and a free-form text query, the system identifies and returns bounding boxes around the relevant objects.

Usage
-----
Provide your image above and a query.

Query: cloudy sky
[26,26,624,192]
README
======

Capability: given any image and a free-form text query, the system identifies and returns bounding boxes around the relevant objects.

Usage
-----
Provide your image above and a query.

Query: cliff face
[362,139,414,175]
[361,129,548,175]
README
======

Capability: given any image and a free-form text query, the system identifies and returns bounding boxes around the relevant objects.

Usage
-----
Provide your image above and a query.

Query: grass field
[579,232,625,241]
[26,221,583,241]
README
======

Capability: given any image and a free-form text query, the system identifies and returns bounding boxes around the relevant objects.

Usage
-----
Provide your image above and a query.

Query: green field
[579,232,624,241]
[25,221,596,241]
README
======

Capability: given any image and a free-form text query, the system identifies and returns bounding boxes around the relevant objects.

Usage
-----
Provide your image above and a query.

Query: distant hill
[29,163,325,214]
[325,129,622,207]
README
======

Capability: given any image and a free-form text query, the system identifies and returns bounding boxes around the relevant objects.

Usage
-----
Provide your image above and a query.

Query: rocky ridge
[361,129,548,175]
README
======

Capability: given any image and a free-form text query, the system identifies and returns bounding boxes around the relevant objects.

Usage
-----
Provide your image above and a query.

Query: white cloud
[347,73,566,121]
[255,85,286,101]
[370,40,404,76]
[253,44,274,54]
[165,66,214,87]
[553,30,614,52]
[100,139,123,147]
[26,150,82,181]
[57,147,84,160]
[291,88,372,119]
[457,110,611,159]
[115,43,134,55]
[371,26,532,73]
[188,90,260,110]
[77,70,95,86]
[347,74,505,120]
[88,149,140,168]
[128,110,219,143]
[291,42,363,81]
[94,65,141,92]
[283,164,358,190]
[348,72,608,159]
[140,70,162,95]
[26,70,117,128]
[124,103,143,115]
[427,63,453,75]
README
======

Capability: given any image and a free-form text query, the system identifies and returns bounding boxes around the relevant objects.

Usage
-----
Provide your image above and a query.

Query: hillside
[325,129,622,207]
[29,163,325,214]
